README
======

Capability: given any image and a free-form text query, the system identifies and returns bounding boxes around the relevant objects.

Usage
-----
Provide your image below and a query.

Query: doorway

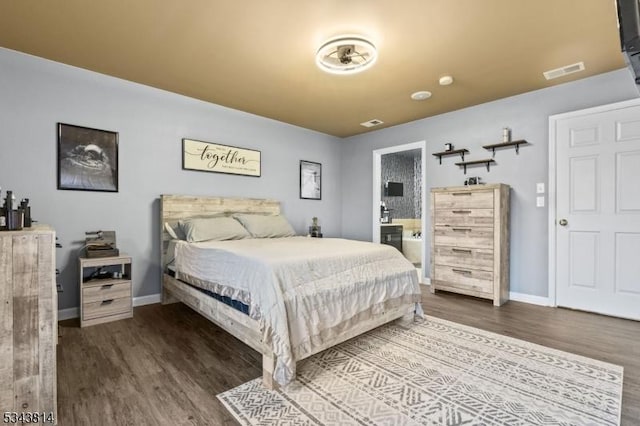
[373,141,427,283]
[549,99,640,320]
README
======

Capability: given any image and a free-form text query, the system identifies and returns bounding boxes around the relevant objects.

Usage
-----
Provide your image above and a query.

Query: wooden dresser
[0,225,57,419]
[430,184,510,306]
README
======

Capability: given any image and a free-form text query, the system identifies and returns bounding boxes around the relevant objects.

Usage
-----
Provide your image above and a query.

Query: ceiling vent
[360,119,384,128]
[543,62,585,80]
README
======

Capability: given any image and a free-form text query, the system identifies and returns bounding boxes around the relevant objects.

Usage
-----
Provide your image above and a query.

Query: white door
[555,102,640,320]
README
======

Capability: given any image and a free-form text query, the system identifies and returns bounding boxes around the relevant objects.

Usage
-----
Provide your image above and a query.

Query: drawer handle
[452,268,472,275]
[451,248,472,254]
[452,192,472,196]
[101,299,114,305]
[452,228,472,232]
[452,210,471,214]
[101,284,114,289]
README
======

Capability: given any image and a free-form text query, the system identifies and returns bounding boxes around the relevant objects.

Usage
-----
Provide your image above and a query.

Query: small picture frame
[300,160,321,200]
[57,123,118,192]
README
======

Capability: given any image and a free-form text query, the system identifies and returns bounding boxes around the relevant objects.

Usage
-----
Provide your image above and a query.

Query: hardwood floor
[57,286,640,425]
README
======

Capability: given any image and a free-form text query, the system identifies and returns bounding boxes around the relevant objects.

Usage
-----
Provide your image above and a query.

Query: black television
[618,0,640,84]
[384,181,403,197]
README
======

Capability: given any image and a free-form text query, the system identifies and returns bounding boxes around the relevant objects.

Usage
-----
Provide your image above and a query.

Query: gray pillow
[233,214,296,238]
[179,216,250,242]
[164,222,185,240]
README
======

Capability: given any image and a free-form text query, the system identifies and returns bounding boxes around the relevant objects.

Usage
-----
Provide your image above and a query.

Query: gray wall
[0,48,342,310]
[341,69,639,297]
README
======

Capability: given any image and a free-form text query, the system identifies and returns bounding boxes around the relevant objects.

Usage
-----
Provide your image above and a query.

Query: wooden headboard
[160,194,281,273]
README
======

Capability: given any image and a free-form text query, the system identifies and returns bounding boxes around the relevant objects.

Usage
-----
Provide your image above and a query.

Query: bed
[160,194,422,388]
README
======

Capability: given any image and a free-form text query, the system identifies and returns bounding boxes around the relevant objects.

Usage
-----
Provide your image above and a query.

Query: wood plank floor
[57,286,640,425]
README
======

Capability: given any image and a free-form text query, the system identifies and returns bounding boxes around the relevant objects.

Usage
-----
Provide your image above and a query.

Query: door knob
[559,219,568,226]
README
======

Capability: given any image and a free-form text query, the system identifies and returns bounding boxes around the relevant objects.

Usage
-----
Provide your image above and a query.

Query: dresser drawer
[434,246,494,271]
[83,297,131,321]
[433,265,493,294]
[434,226,493,249]
[434,208,494,227]
[83,281,131,304]
[434,190,494,209]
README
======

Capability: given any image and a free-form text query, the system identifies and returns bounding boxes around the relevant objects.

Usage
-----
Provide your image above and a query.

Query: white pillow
[233,214,296,238]
[179,216,250,242]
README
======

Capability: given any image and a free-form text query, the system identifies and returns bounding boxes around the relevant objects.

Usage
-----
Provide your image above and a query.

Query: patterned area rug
[218,316,623,425]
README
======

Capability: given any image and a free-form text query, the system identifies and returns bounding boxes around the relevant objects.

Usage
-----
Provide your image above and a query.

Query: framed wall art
[57,123,119,192]
[182,138,261,177]
[300,160,321,200]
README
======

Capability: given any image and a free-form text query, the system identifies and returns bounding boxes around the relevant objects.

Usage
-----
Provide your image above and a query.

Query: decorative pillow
[179,216,250,242]
[233,214,296,238]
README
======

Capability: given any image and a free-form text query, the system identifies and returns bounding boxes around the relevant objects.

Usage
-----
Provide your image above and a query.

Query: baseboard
[58,307,80,321]
[420,278,431,286]
[133,293,162,307]
[509,292,550,306]
[58,293,162,321]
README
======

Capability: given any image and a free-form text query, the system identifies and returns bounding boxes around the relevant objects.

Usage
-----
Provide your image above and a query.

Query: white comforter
[174,236,421,385]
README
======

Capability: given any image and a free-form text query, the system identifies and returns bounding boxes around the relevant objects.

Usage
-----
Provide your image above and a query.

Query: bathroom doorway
[372,141,427,283]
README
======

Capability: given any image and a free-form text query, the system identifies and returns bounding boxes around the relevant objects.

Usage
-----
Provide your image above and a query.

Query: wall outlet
[536,183,545,194]
[536,196,545,207]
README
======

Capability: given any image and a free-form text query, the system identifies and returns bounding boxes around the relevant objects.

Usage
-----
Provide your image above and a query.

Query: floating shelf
[455,159,495,174]
[483,139,529,156]
[432,148,469,164]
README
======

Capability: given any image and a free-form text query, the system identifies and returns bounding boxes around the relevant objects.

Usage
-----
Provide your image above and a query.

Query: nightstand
[79,254,132,327]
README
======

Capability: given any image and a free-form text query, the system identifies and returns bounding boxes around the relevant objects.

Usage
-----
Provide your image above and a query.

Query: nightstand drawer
[434,246,494,271]
[434,190,494,209]
[434,209,494,227]
[83,281,131,304]
[83,297,131,321]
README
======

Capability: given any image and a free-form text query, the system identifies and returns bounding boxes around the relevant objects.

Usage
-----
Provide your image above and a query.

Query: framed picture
[300,160,321,200]
[182,138,261,177]
[57,123,118,192]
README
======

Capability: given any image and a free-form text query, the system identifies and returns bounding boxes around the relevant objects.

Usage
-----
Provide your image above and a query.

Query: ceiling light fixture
[439,75,454,86]
[316,36,377,75]
[411,91,432,101]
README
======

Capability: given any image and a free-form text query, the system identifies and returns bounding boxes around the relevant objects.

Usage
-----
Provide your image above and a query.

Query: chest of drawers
[430,184,510,306]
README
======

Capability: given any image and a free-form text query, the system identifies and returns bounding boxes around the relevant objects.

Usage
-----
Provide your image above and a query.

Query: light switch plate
[536,196,545,207]
[536,183,545,194]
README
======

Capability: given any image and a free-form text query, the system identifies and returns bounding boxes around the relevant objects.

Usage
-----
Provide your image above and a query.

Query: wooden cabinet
[0,225,57,419]
[79,255,132,327]
[430,184,510,306]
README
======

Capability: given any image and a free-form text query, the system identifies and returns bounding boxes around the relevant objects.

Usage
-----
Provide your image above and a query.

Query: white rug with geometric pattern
[218,316,623,426]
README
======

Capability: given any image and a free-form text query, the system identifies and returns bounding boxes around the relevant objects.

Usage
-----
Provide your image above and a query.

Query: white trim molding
[372,140,427,245]
[58,307,80,321]
[57,293,162,321]
[509,292,551,307]
[133,293,162,307]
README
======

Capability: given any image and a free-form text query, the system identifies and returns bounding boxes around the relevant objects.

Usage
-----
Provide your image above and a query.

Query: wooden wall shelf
[455,159,495,174]
[483,140,529,156]
[432,148,469,164]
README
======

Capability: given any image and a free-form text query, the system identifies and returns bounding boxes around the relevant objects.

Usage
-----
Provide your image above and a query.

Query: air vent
[360,119,384,128]
[543,62,585,80]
